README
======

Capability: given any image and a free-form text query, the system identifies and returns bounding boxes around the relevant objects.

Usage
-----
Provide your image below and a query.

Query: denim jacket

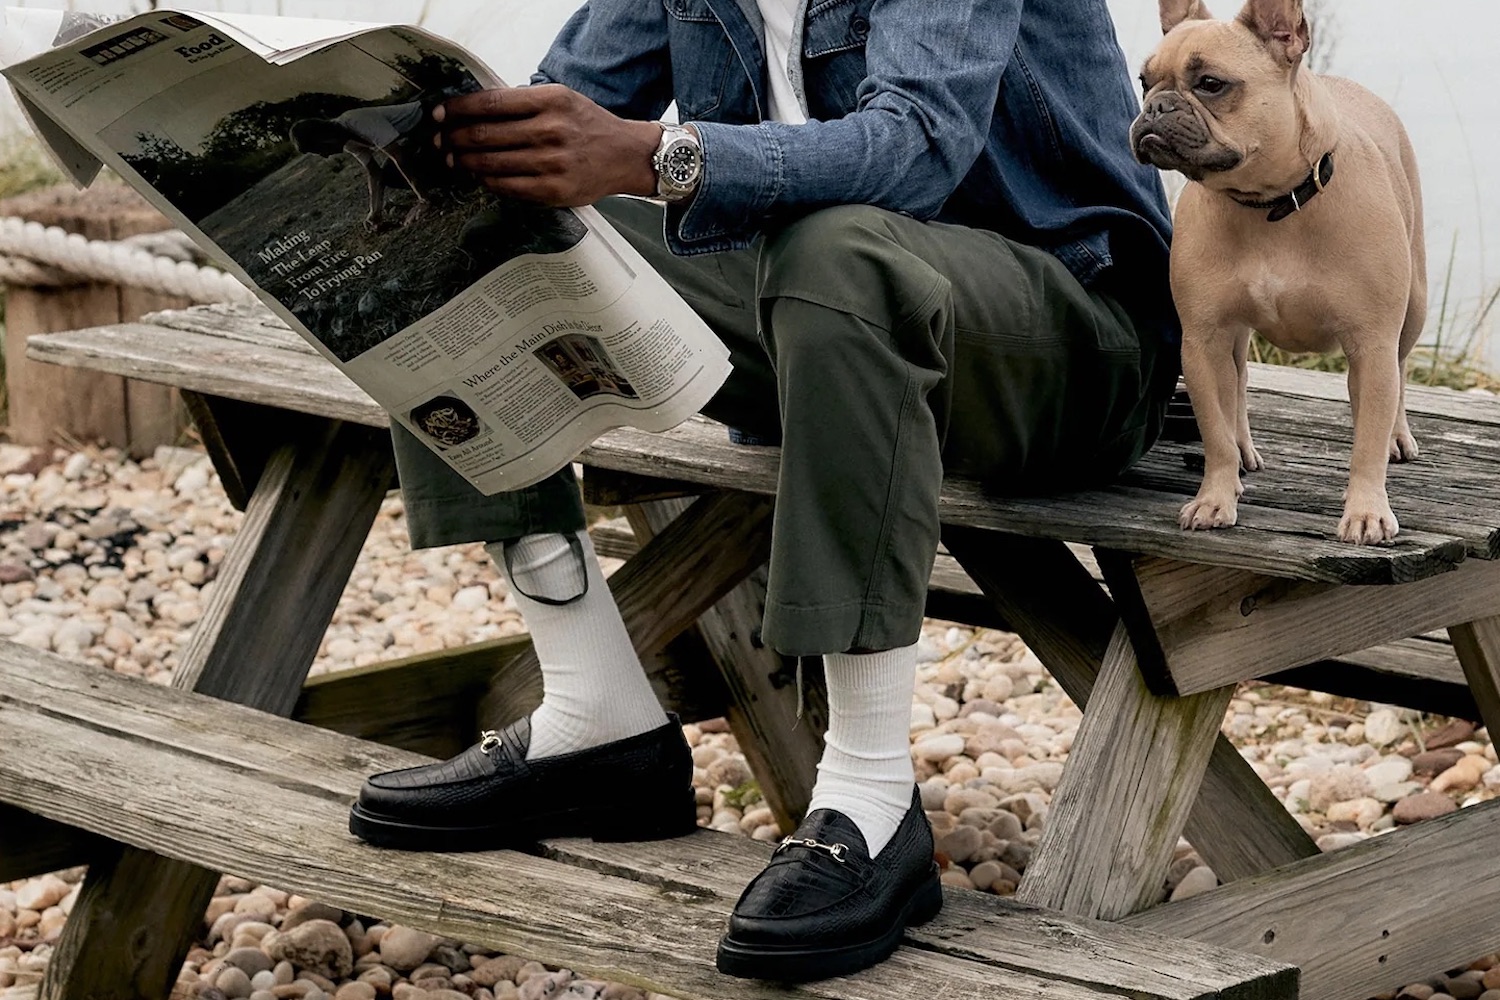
[535,0,1174,329]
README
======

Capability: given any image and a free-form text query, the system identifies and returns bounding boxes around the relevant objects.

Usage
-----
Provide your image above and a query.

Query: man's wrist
[623,120,665,198]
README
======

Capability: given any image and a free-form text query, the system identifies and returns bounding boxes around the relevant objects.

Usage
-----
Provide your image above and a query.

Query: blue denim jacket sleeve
[674,2,1023,255]
[531,2,674,122]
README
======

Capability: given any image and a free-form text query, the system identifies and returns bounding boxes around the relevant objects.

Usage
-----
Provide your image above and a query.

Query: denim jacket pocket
[663,0,735,119]
[804,0,873,58]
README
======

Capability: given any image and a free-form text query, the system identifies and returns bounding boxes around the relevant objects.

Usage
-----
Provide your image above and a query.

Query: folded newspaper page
[1,8,732,494]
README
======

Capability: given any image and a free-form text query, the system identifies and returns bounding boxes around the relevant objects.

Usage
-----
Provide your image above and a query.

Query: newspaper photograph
[1,8,732,494]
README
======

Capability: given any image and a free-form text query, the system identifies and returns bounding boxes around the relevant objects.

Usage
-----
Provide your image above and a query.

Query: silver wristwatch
[652,123,703,203]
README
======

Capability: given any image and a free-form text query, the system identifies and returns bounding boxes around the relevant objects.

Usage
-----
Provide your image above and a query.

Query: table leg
[1449,617,1500,739]
[942,529,1317,885]
[40,418,393,1000]
[625,498,824,831]
[1016,623,1235,919]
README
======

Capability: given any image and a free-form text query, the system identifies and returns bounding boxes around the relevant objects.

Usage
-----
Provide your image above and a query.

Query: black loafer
[349,715,696,851]
[716,787,941,982]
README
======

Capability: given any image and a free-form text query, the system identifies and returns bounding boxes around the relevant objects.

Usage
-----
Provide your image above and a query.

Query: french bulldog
[1132,0,1426,543]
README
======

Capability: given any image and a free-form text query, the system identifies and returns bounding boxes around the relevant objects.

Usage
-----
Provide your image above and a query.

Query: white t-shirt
[759,0,808,124]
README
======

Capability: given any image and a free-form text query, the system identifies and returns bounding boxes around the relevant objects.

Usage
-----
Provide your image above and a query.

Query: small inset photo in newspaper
[409,394,488,450]
[534,334,640,402]
[97,27,588,363]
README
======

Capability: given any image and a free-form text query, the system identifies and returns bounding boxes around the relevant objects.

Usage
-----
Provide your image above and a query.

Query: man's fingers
[443,118,552,152]
[435,84,570,123]
[451,150,549,177]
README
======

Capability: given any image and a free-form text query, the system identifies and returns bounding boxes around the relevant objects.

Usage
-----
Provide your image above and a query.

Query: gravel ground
[2,441,1498,1000]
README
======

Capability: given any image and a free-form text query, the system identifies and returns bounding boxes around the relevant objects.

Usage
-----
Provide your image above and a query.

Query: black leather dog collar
[1230,152,1335,222]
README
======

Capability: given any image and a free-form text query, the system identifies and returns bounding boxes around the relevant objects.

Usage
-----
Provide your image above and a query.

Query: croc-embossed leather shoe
[349,715,696,851]
[716,787,941,982]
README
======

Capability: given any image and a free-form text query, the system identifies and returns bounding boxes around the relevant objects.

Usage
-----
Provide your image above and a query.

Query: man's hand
[435,85,662,207]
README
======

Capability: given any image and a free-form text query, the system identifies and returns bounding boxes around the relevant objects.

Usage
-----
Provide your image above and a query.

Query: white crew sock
[804,645,918,857]
[488,530,667,760]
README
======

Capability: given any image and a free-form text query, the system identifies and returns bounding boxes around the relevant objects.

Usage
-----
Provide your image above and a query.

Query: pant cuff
[761,598,926,656]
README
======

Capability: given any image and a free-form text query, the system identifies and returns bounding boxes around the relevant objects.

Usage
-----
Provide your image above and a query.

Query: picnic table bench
[6,300,1500,1000]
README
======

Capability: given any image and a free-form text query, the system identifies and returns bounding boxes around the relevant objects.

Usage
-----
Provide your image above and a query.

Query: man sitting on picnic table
[350,0,1177,981]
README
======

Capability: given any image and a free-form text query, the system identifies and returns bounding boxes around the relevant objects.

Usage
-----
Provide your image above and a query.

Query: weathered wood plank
[0,805,101,883]
[477,491,771,731]
[28,323,385,428]
[547,835,1298,1000]
[582,420,1468,585]
[1125,440,1500,560]
[940,529,1319,883]
[1248,361,1500,428]
[1014,624,1238,919]
[628,499,821,831]
[42,418,393,1000]
[1449,617,1500,743]
[1107,552,1500,697]
[1124,795,1500,1000]
[0,645,1295,1000]
[30,319,1473,584]
[1268,637,1477,721]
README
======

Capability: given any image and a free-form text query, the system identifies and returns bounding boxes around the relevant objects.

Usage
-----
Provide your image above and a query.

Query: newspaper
[1,8,732,494]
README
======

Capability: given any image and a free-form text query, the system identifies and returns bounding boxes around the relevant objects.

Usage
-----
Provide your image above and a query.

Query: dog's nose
[1143,93,1178,118]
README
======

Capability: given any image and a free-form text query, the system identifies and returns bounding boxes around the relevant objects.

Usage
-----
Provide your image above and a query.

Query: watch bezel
[653,124,702,202]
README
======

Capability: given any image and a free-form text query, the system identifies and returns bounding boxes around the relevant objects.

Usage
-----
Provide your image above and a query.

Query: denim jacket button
[851,16,869,39]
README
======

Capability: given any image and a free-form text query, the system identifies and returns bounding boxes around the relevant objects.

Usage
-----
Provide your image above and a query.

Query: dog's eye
[1194,75,1228,95]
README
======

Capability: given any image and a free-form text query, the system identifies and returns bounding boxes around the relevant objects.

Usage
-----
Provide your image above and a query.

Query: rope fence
[0,215,255,305]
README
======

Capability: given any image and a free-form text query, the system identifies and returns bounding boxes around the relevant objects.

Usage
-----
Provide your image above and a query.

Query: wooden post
[1,184,190,455]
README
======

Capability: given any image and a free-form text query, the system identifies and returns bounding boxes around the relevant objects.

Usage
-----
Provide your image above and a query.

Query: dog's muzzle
[1130,93,1241,176]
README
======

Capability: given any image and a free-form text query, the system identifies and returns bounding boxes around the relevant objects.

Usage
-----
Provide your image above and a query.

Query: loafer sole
[714,864,944,982]
[349,790,697,852]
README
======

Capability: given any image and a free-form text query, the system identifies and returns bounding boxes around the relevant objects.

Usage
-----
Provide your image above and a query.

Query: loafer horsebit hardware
[479,730,503,755]
[776,837,850,862]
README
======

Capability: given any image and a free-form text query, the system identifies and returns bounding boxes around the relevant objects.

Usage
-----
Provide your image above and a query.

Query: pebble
[379,926,441,972]
[913,734,966,762]
[218,967,254,999]
[1394,791,1460,824]
[263,921,354,980]
[1414,748,1467,775]
[15,874,69,911]
[1364,709,1405,747]
[1170,866,1218,901]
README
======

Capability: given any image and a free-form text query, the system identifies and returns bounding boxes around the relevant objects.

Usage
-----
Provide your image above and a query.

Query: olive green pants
[393,198,1174,655]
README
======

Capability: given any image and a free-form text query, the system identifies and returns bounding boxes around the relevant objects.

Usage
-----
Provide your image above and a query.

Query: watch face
[665,142,699,186]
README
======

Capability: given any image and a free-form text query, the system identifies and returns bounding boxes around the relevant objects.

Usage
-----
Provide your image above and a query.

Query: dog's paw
[1180,493,1239,531]
[1239,439,1265,472]
[1337,501,1399,545]
[1390,427,1420,463]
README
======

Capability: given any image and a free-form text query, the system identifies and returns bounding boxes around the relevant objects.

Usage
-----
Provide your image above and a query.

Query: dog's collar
[1228,152,1335,222]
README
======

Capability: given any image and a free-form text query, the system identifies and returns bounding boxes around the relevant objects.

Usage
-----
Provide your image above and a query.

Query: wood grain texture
[1268,637,1477,721]
[1015,624,1238,920]
[628,499,822,831]
[941,529,1318,884]
[30,309,1481,583]
[546,835,1297,1000]
[0,643,1296,1000]
[42,418,393,1000]
[1112,553,1500,696]
[4,200,186,455]
[1449,616,1500,742]
[1124,795,1500,1000]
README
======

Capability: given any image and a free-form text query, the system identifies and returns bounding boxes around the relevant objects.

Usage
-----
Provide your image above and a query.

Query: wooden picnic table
[10,301,1500,1000]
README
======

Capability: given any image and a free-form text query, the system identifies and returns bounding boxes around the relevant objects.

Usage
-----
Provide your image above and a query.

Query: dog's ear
[1159,0,1214,34]
[1237,0,1311,63]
